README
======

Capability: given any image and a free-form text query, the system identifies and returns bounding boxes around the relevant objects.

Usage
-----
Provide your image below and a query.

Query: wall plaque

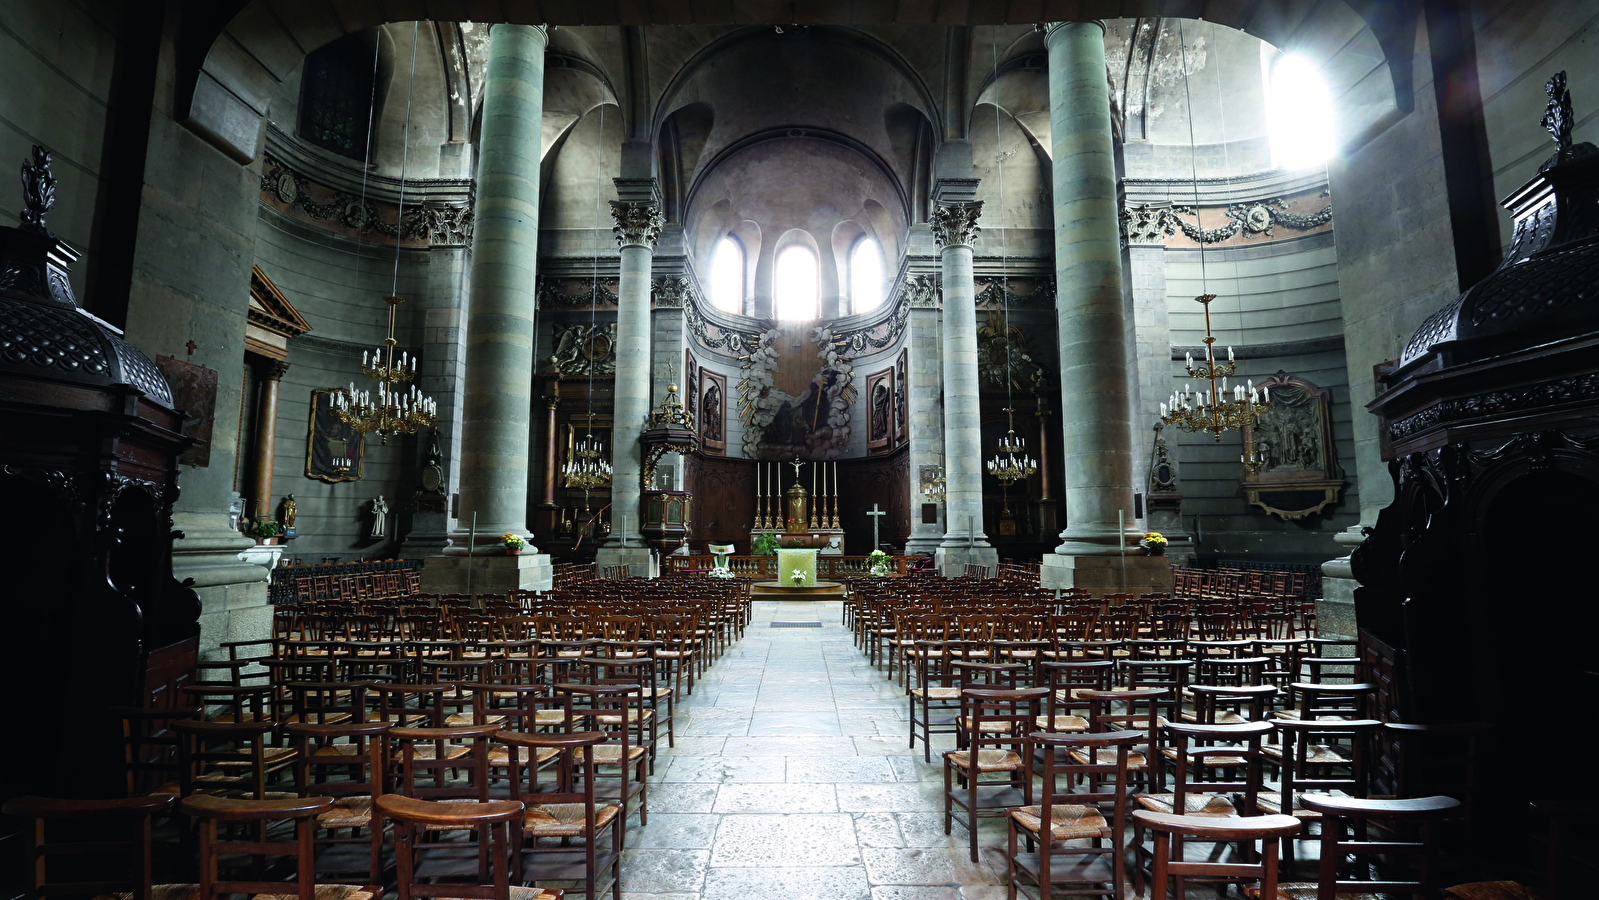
[1240,371,1344,519]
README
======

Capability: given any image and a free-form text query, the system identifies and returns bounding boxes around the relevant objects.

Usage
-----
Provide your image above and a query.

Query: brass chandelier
[328,21,436,444]
[986,408,1036,515]
[334,295,437,442]
[562,413,612,490]
[1159,294,1270,439]
[921,452,947,504]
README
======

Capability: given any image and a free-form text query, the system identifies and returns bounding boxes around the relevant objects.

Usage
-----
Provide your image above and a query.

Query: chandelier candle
[1159,294,1271,440]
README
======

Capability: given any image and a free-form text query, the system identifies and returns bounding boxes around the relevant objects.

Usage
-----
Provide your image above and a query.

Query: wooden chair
[943,686,1047,862]
[1035,660,1113,735]
[2,795,176,900]
[909,637,964,763]
[1005,730,1142,900]
[1262,718,1382,875]
[1247,795,1461,900]
[1134,811,1301,900]
[1077,688,1169,793]
[284,720,390,886]
[555,683,648,830]
[389,724,497,806]
[172,719,295,801]
[499,731,623,900]
[182,794,379,900]
[376,794,558,900]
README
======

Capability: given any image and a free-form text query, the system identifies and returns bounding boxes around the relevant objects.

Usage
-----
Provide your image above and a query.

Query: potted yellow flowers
[503,532,526,556]
[1139,532,1168,556]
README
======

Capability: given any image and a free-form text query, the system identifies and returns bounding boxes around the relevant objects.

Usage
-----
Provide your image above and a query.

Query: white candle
[1160,402,1167,417]
[1262,386,1269,403]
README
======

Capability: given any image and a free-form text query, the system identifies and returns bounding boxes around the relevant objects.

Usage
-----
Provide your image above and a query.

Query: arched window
[774,245,819,321]
[1266,54,1334,170]
[709,237,744,313]
[300,33,377,161]
[849,237,885,314]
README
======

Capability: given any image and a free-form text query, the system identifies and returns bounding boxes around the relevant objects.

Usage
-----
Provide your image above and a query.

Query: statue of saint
[370,495,389,539]
[279,494,297,528]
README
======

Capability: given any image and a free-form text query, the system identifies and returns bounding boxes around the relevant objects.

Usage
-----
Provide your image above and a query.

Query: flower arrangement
[752,532,780,556]
[867,549,892,577]
[503,532,526,555]
[790,568,806,586]
[250,519,284,541]
[1139,532,1168,556]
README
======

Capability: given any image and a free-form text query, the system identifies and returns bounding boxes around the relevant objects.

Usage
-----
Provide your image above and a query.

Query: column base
[172,511,271,656]
[1041,552,1174,594]
[904,523,944,555]
[422,553,552,594]
[935,545,999,578]
[594,545,657,578]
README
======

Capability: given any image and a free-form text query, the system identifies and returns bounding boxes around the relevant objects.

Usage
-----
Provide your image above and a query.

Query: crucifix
[789,457,804,486]
[866,503,887,552]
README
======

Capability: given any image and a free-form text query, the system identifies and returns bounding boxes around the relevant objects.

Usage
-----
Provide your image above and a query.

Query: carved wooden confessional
[1357,73,1599,865]
[0,148,197,804]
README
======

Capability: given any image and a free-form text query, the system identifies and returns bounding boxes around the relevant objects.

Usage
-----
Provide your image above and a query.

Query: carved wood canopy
[1240,371,1345,520]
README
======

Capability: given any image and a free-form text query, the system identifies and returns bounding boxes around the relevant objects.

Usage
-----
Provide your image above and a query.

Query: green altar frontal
[776,548,818,587]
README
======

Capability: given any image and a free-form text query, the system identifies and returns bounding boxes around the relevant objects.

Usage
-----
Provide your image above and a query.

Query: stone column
[595,180,663,577]
[1035,408,1058,536]
[1040,21,1169,593]
[903,278,946,555]
[931,184,998,577]
[540,391,559,508]
[249,359,288,523]
[425,24,550,594]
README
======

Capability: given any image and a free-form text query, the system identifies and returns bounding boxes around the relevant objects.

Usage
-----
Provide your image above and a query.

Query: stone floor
[616,599,1006,900]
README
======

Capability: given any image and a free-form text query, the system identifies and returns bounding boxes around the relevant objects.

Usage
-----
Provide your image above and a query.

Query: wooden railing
[662,555,913,579]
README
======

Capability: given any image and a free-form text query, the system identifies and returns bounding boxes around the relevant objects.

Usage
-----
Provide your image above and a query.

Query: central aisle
[619,599,1007,900]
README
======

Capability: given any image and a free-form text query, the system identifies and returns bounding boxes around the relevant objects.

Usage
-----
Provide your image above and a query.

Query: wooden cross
[866,503,887,552]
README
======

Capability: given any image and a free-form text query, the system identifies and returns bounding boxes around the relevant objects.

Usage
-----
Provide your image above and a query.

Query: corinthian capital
[611,201,664,249]
[931,201,983,250]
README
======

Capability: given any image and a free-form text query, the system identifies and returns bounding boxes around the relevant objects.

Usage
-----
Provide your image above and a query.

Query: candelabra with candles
[985,409,1037,516]
[562,413,612,490]
[331,297,437,443]
[1159,294,1271,440]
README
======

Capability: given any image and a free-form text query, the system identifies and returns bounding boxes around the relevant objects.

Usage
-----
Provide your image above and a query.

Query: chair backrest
[388,725,496,802]
[376,794,530,900]
[1133,811,1301,899]
[1165,721,1274,816]
[1302,794,1461,899]
[1,795,176,900]
[181,794,334,900]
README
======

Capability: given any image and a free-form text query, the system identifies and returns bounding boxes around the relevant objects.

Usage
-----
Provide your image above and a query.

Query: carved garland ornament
[260,156,473,246]
[1122,196,1333,246]
[611,201,665,249]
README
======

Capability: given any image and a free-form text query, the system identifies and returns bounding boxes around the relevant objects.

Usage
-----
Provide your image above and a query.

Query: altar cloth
[776,548,818,587]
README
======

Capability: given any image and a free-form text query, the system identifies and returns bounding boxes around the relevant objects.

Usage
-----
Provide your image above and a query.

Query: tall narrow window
[774,245,819,321]
[1266,54,1334,170]
[850,237,885,314]
[709,237,743,313]
[300,33,377,161]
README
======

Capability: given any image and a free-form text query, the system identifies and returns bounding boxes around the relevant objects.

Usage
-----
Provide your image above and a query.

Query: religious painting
[699,369,727,456]
[684,350,698,419]
[155,355,218,467]
[1240,371,1345,520]
[894,349,908,446]
[866,367,893,453]
[305,388,364,483]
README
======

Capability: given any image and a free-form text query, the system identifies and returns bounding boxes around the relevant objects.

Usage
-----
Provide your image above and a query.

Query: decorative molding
[538,277,620,310]
[651,275,694,309]
[289,331,418,359]
[931,201,983,249]
[19,146,55,237]
[977,311,1048,391]
[260,154,473,247]
[685,292,765,356]
[611,201,665,249]
[1388,372,1599,443]
[974,276,1054,310]
[901,274,941,308]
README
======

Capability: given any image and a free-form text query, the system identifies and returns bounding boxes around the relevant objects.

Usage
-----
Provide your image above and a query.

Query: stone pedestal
[1317,523,1366,638]
[594,545,657,578]
[1041,552,1174,594]
[422,553,553,594]
[935,544,999,577]
[174,511,272,654]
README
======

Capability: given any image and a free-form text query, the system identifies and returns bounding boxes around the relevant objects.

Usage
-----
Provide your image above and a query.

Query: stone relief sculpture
[549,322,617,376]
[1240,371,1345,520]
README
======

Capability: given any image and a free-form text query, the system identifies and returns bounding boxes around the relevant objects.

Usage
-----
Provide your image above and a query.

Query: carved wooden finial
[19,145,55,235]
[1541,70,1574,157]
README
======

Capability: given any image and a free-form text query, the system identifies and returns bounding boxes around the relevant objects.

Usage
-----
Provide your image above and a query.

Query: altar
[752,460,845,554]
[751,547,845,600]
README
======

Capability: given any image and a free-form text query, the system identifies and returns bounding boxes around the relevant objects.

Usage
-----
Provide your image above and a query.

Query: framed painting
[305,388,364,483]
[867,367,893,453]
[699,369,727,455]
[156,355,218,467]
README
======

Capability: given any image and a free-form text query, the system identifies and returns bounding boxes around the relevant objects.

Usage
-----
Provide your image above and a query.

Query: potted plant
[1139,532,1168,556]
[251,519,284,545]
[752,532,780,556]
[503,532,526,556]
[790,568,807,586]
[866,549,892,577]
